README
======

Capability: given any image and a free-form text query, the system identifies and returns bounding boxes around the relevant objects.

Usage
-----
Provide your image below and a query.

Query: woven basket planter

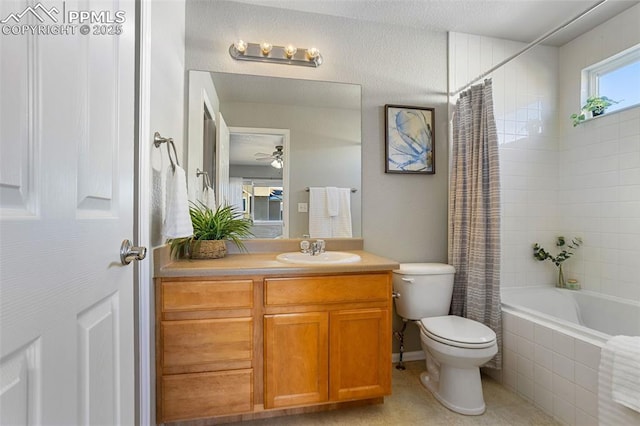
[190,240,227,259]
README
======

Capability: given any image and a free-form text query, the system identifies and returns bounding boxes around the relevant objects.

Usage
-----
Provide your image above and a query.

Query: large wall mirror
[187,70,362,239]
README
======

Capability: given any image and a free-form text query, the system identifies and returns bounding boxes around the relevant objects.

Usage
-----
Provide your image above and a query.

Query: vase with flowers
[532,236,583,288]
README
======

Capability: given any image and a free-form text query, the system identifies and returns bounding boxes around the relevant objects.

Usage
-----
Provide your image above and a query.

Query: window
[584,43,640,113]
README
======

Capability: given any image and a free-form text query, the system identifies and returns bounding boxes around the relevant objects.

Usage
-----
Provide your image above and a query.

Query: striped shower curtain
[449,79,502,369]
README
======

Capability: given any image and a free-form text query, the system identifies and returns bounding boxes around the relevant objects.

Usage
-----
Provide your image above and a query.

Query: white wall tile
[575,408,598,426]
[517,354,534,379]
[553,353,575,383]
[574,363,598,393]
[553,332,575,359]
[575,386,598,418]
[503,366,518,392]
[553,373,575,403]
[534,383,554,414]
[534,363,553,391]
[554,396,576,426]
[535,344,553,370]
[534,324,553,348]
[517,373,535,401]
[517,336,535,360]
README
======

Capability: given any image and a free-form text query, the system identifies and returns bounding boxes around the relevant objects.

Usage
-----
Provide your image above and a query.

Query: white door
[0,0,137,424]
[216,111,230,206]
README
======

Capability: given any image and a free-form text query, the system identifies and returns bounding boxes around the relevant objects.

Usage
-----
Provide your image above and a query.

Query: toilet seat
[419,316,496,349]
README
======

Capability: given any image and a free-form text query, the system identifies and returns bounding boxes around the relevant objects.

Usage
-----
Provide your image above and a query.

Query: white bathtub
[500,286,640,426]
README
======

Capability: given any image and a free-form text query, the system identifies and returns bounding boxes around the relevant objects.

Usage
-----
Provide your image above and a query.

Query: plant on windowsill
[532,236,583,288]
[570,96,620,127]
[167,202,253,259]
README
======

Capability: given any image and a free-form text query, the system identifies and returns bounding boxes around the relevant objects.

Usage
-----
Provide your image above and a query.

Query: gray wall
[185,0,449,352]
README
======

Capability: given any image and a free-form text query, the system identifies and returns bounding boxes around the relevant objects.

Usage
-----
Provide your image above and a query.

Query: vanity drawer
[265,274,390,306]
[162,279,253,312]
[160,369,253,422]
[162,318,253,371]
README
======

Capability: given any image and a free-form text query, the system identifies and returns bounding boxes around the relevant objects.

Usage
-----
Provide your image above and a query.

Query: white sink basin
[276,251,361,265]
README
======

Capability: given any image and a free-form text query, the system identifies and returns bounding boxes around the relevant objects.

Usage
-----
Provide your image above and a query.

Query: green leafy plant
[533,236,583,288]
[167,202,253,258]
[570,96,620,127]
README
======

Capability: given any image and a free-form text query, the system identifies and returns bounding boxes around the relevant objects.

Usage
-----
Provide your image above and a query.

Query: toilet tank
[392,263,456,321]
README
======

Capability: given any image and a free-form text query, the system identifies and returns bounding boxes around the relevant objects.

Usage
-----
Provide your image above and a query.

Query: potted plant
[168,202,253,259]
[532,236,582,288]
[570,96,620,127]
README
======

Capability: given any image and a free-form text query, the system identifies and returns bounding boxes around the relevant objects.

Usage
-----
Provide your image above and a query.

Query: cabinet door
[329,309,391,401]
[264,312,329,409]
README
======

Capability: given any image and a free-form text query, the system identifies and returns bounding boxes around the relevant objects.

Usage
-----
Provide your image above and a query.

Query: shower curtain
[449,79,502,369]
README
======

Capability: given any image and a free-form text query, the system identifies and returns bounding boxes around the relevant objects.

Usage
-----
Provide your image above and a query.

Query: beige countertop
[154,239,399,277]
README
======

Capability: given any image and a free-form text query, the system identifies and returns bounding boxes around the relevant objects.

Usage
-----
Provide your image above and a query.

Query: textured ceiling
[230,0,640,46]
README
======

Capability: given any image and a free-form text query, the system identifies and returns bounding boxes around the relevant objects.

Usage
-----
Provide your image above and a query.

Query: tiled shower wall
[557,4,640,301]
[448,32,562,289]
[450,3,640,300]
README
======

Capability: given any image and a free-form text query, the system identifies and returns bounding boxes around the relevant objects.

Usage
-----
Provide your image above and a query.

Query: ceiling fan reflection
[255,145,284,168]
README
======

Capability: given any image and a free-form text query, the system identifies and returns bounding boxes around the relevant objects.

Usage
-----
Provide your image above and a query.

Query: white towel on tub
[610,336,640,411]
[599,335,640,425]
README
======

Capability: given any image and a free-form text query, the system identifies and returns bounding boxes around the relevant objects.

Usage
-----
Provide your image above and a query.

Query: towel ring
[196,168,212,188]
[153,132,180,172]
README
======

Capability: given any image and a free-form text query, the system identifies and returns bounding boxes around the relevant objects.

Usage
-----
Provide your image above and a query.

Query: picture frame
[385,104,435,174]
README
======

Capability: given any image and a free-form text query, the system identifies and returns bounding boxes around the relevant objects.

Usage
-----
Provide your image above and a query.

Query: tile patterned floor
[234,361,560,425]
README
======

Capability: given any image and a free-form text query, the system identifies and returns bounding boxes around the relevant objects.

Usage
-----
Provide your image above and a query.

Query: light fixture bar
[229,41,323,67]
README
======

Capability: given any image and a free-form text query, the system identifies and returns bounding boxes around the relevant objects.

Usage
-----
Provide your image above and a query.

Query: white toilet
[392,263,497,415]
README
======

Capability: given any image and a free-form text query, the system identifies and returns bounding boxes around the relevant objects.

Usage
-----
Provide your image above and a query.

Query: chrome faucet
[301,239,326,255]
[310,239,325,256]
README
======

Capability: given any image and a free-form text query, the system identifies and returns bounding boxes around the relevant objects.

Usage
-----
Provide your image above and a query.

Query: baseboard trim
[391,350,425,363]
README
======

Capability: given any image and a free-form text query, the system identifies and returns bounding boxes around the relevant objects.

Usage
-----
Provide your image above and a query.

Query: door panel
[264,312,329,408]
[0,0,136,424]
[329,309,391,401]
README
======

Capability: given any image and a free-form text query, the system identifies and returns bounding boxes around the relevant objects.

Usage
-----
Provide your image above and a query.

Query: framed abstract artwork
[385,104,435,174]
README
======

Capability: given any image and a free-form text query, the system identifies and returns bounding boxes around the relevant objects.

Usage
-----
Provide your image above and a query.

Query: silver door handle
[120,239,147,265]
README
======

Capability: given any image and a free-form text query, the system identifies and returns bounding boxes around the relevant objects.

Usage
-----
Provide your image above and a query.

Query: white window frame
[581,43,640,110]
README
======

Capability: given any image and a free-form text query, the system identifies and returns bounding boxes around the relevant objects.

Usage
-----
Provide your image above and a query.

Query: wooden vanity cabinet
[156,271,393,423]
[156,278,255,423]
[263,273,392,409]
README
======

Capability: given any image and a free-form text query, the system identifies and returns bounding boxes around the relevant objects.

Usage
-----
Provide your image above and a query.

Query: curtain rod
[450,0,607,96]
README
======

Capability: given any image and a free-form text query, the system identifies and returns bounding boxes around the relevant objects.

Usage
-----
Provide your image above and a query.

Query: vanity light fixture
[260,42,272,55]
[283,44,297,58]
[306,47,320,60]
[229,40,323,67]
[233,39,247,54]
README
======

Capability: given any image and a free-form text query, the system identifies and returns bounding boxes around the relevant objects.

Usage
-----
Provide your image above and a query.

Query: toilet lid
[420,315,496,348]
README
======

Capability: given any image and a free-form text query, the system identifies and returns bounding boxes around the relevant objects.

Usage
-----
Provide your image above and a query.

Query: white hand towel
[203,185,216,210]
[330,187,352,237]
[308,187,331,238]
[162,166,193,239]
[326,186,339,217]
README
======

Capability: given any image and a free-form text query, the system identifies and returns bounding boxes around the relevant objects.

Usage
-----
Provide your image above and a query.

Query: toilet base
[419,369,486,416]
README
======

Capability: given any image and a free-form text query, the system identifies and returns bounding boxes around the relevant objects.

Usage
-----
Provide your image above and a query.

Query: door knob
[120,239,147,265]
